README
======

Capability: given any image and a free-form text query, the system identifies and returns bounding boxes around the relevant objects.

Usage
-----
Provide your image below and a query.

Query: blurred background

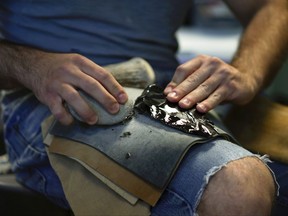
[177,0,241,63]
[176,0,288,104]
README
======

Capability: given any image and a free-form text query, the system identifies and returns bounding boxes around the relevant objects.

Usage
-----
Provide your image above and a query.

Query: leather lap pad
[47,85,236,206]
[50,107,233,189]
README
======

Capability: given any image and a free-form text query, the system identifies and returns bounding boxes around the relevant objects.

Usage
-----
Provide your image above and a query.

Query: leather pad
[49,86,235,189]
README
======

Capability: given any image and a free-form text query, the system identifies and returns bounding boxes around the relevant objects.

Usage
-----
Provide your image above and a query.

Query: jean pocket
[3,94,51,169]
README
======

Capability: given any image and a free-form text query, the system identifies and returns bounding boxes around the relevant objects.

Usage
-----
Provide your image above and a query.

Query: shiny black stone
[134,84,218,137]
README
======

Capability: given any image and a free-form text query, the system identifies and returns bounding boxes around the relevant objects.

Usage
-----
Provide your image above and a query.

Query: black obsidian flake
[134,84,218,137]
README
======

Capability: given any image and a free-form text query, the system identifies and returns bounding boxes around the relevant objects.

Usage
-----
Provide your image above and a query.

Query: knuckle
[200,83,209,91]
[64,89,79,102]
[212,92,221,100]
[97,68,112,81]
[47,97,73,124]
[219,67,231,77]
[82,78,98,90]
[56,63,72,75]
[210,56,221,63]
[175,87,186,96]
[207,56,222,68]
[186,74,200,86]
[175,64,188,75]
[226,79,237,90]
[70,53,86,65]
[197,54,208,60]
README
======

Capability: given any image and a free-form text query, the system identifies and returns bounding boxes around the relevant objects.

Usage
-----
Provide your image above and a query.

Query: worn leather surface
[49,137,163,206]
[50,107,234,190]
[45,86,235,210]
[48,152,150,216]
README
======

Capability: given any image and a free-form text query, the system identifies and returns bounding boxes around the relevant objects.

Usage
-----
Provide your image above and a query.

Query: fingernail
[181,98,191,106]
[110,103,120,113]
[168,91,177,98]
[87,115,98,125]
[197,103,206,113]
[118,93,128,103]
[164,87,172,94]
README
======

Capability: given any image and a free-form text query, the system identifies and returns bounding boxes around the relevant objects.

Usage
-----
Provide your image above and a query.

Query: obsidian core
[134,84,218,137]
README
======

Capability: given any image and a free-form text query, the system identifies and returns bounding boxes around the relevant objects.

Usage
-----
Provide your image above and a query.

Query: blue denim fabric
[268,161,288,215]
[2,90,286,215]
[151,139,255,216]
[1,90,69,209]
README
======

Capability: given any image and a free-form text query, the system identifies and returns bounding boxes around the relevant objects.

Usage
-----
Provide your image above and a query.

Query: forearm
[0,41,20,89]
[231,0,288,94]
[0,41,44,89]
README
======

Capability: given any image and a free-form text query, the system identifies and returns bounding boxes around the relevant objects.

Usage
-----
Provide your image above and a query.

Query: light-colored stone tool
[68,58,155,125]
[104,57,155,89]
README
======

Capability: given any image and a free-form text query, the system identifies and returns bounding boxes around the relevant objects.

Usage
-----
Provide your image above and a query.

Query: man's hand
[31,53,128,125]
[164,55,257,113]
[0,42,128,125]
[165,0,288,113]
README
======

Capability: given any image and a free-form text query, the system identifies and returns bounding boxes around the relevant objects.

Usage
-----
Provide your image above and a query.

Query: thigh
[151,139,256,216]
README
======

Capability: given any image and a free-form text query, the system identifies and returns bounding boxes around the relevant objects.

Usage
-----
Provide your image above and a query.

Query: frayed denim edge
[192,154,279,216]
[261,154,280,197]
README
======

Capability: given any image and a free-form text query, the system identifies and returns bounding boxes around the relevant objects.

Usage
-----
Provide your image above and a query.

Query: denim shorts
[2,90,288,215]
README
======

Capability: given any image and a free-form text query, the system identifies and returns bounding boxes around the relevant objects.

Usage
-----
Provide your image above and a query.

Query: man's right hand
[0,43,128,125]
[32,53,128,125]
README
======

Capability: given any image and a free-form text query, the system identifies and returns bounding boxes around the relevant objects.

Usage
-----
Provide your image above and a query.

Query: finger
[59,66,122,114]
[59,84,98,125]
[166,66,212,103]
[178,77,220,109]
[196,87,229,113]
[75,56,128,104]
[78,75,121,114]
[164,58,202,94]
[177,65,229,109]
[48,95,74,125]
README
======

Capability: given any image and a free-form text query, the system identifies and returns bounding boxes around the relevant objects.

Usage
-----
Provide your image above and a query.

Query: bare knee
[197,157,275,216]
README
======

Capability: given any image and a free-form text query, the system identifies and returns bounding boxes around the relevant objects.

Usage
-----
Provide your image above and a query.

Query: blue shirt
[0,0,192,71]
